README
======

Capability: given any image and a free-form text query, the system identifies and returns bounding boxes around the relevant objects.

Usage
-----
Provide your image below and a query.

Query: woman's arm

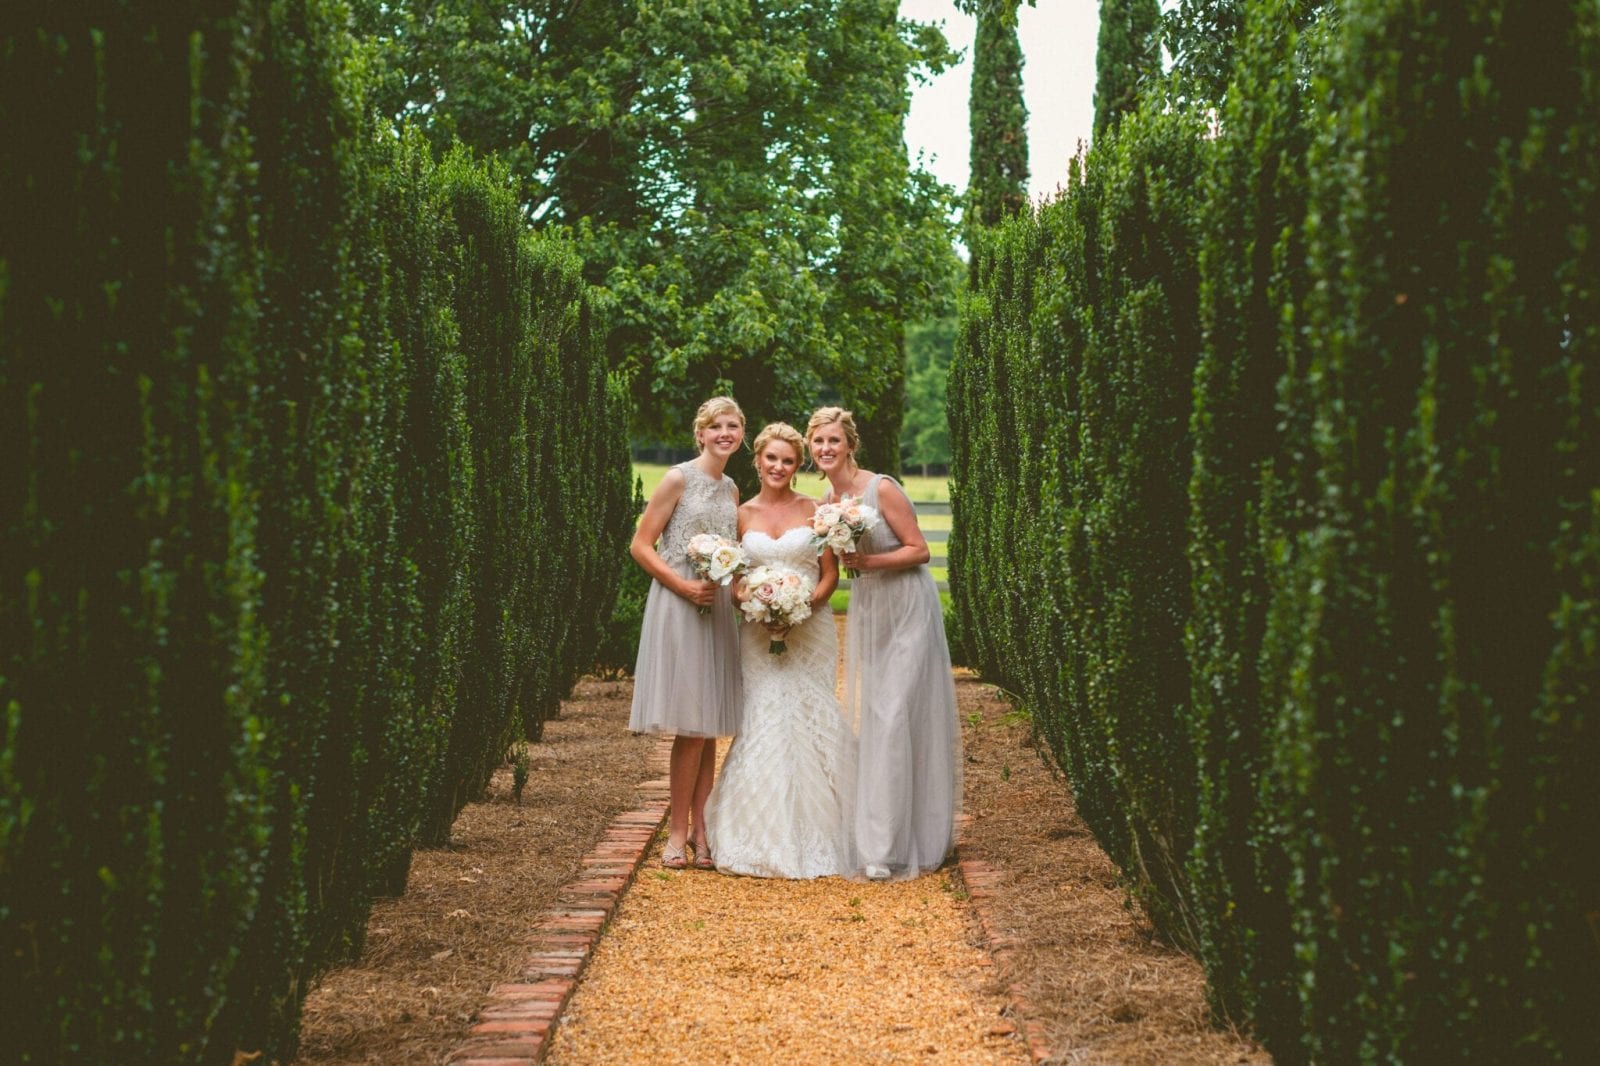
[840,479,930,573]
[732,502,753,605]
[630,469,717,608]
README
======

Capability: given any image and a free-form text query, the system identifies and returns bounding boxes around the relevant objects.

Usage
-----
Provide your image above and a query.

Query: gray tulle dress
[628,460,743,738]
[838,474,961,878]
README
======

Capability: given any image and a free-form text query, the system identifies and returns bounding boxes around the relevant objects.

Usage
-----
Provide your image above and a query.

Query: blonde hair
[692,396,746,451]
[805,406,860,454]
[751,421,805,469]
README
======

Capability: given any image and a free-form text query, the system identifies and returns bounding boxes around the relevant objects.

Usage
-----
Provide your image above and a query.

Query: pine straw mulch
[954,671,1269,1064]
[293,678,656,1065]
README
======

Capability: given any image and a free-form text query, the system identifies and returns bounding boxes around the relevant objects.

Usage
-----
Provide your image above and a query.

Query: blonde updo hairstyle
[692,395,746,451]
[750,422,806,486]
[804,405,860,460]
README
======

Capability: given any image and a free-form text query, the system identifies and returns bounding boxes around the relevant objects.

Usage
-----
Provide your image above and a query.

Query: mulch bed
[296,667,1267,1064]
[294,679,656,1064]
[954,671,1268,1064]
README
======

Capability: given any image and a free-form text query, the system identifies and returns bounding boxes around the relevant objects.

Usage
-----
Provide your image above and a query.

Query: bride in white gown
[703,423,857,879]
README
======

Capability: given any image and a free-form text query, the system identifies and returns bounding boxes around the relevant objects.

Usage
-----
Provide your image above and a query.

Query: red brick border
[446,738,673,1065]
[953,814,1055,1064]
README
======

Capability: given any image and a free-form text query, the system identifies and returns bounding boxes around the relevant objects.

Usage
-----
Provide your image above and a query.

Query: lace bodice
[658,460,738,569]
[741,525,820,578]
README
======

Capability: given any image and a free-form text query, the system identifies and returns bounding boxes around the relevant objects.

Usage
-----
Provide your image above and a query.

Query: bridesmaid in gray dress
[630,396,745,869]
[807,406,960,881]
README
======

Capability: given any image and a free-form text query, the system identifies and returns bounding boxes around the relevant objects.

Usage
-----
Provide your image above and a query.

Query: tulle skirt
[628,563,743,738]
[842,564,960,878]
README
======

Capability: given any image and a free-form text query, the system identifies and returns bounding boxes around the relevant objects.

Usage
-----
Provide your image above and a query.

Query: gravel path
[545,846,1027,1064]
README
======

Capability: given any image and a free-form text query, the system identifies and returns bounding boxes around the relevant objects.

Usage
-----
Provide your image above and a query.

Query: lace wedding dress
[703,526,857,878]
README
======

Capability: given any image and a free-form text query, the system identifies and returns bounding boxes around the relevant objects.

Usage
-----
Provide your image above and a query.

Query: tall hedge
[951,0,1598,1058]
[0,4,633,1061]
[953,108,1209,943]
[363,128,475,897]
[0,5,271,1060]
[1184,0,1327,1042]
[1258,1,1600,1058]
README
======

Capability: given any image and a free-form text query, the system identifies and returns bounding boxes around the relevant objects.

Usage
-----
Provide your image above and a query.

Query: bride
[703,422,857,878]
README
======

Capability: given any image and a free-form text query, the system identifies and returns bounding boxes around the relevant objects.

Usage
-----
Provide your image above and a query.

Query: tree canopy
[1094,0,1163,134]
[355,0,959,451]
[968,0,1030,235]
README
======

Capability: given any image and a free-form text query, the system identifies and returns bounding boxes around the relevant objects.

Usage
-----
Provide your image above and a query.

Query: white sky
[901,0,1101,206]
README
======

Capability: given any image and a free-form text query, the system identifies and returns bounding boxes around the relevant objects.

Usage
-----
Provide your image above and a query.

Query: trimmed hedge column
[1259,1,1600,1059]
[951,2,1597,1059]
[1,5,635,1061]
[953,109,1209,948]
[1184,0,1327,1046]
[0,5,271,1061]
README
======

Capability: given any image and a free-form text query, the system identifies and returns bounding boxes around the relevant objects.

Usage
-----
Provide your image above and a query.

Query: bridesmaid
[630,396,746,869]
[807,405,960,881]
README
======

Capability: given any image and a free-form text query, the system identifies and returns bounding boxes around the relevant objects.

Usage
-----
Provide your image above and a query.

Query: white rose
[708,544,743,580]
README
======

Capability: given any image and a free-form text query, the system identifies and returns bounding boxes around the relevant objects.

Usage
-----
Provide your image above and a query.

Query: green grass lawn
[633,461,949,504]
[633,462,950,613]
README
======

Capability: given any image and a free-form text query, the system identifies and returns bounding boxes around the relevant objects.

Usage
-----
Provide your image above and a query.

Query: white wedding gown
[703,527,857,878]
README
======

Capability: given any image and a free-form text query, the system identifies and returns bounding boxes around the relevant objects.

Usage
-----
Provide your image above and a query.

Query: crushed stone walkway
[544,839,1027,1065]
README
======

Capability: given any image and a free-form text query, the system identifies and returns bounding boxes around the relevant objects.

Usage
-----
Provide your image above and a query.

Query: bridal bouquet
[686,533,749,614]
[737,565,814,655]
[810,496,880,577]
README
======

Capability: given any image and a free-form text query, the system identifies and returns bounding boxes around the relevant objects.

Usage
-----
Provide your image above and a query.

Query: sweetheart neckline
[743,526,813,543]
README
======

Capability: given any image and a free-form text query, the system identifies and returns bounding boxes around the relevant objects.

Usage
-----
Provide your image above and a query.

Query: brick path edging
[446,737,673,1065]
[954,814,1055,1064]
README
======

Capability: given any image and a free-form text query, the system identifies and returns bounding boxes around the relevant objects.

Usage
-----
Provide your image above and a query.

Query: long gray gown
[628,460,743,737]
[838,474,960,878]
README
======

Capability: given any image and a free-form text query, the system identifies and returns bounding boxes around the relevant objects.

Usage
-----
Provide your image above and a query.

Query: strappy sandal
[661,843,688,870]
[689,838,715,870]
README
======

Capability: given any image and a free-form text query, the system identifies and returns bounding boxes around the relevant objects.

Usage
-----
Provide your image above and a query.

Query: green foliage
[0,4,632,1061]
[954,0,1600,1060]
[968,0,1029,234]
[1162,1,1328,108]
[363,127,477,898]
[1183,0,1326,1041]
[354,0,959,457]
[1257,1,1600,1059]
[1162,0,1248,103]
[595,482,651,681]
[1,6,269,1060]
[954,109,1210,947]
[1094,0,1163,135]
[899,316,956,473]
[510,743,532,805]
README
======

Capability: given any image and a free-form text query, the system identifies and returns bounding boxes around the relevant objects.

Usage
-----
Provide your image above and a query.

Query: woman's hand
[839,549,871,572]
[763,621,792,640]
[680,578,718,608]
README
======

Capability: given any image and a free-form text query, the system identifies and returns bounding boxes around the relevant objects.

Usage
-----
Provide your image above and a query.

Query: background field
[633,462,951,612]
